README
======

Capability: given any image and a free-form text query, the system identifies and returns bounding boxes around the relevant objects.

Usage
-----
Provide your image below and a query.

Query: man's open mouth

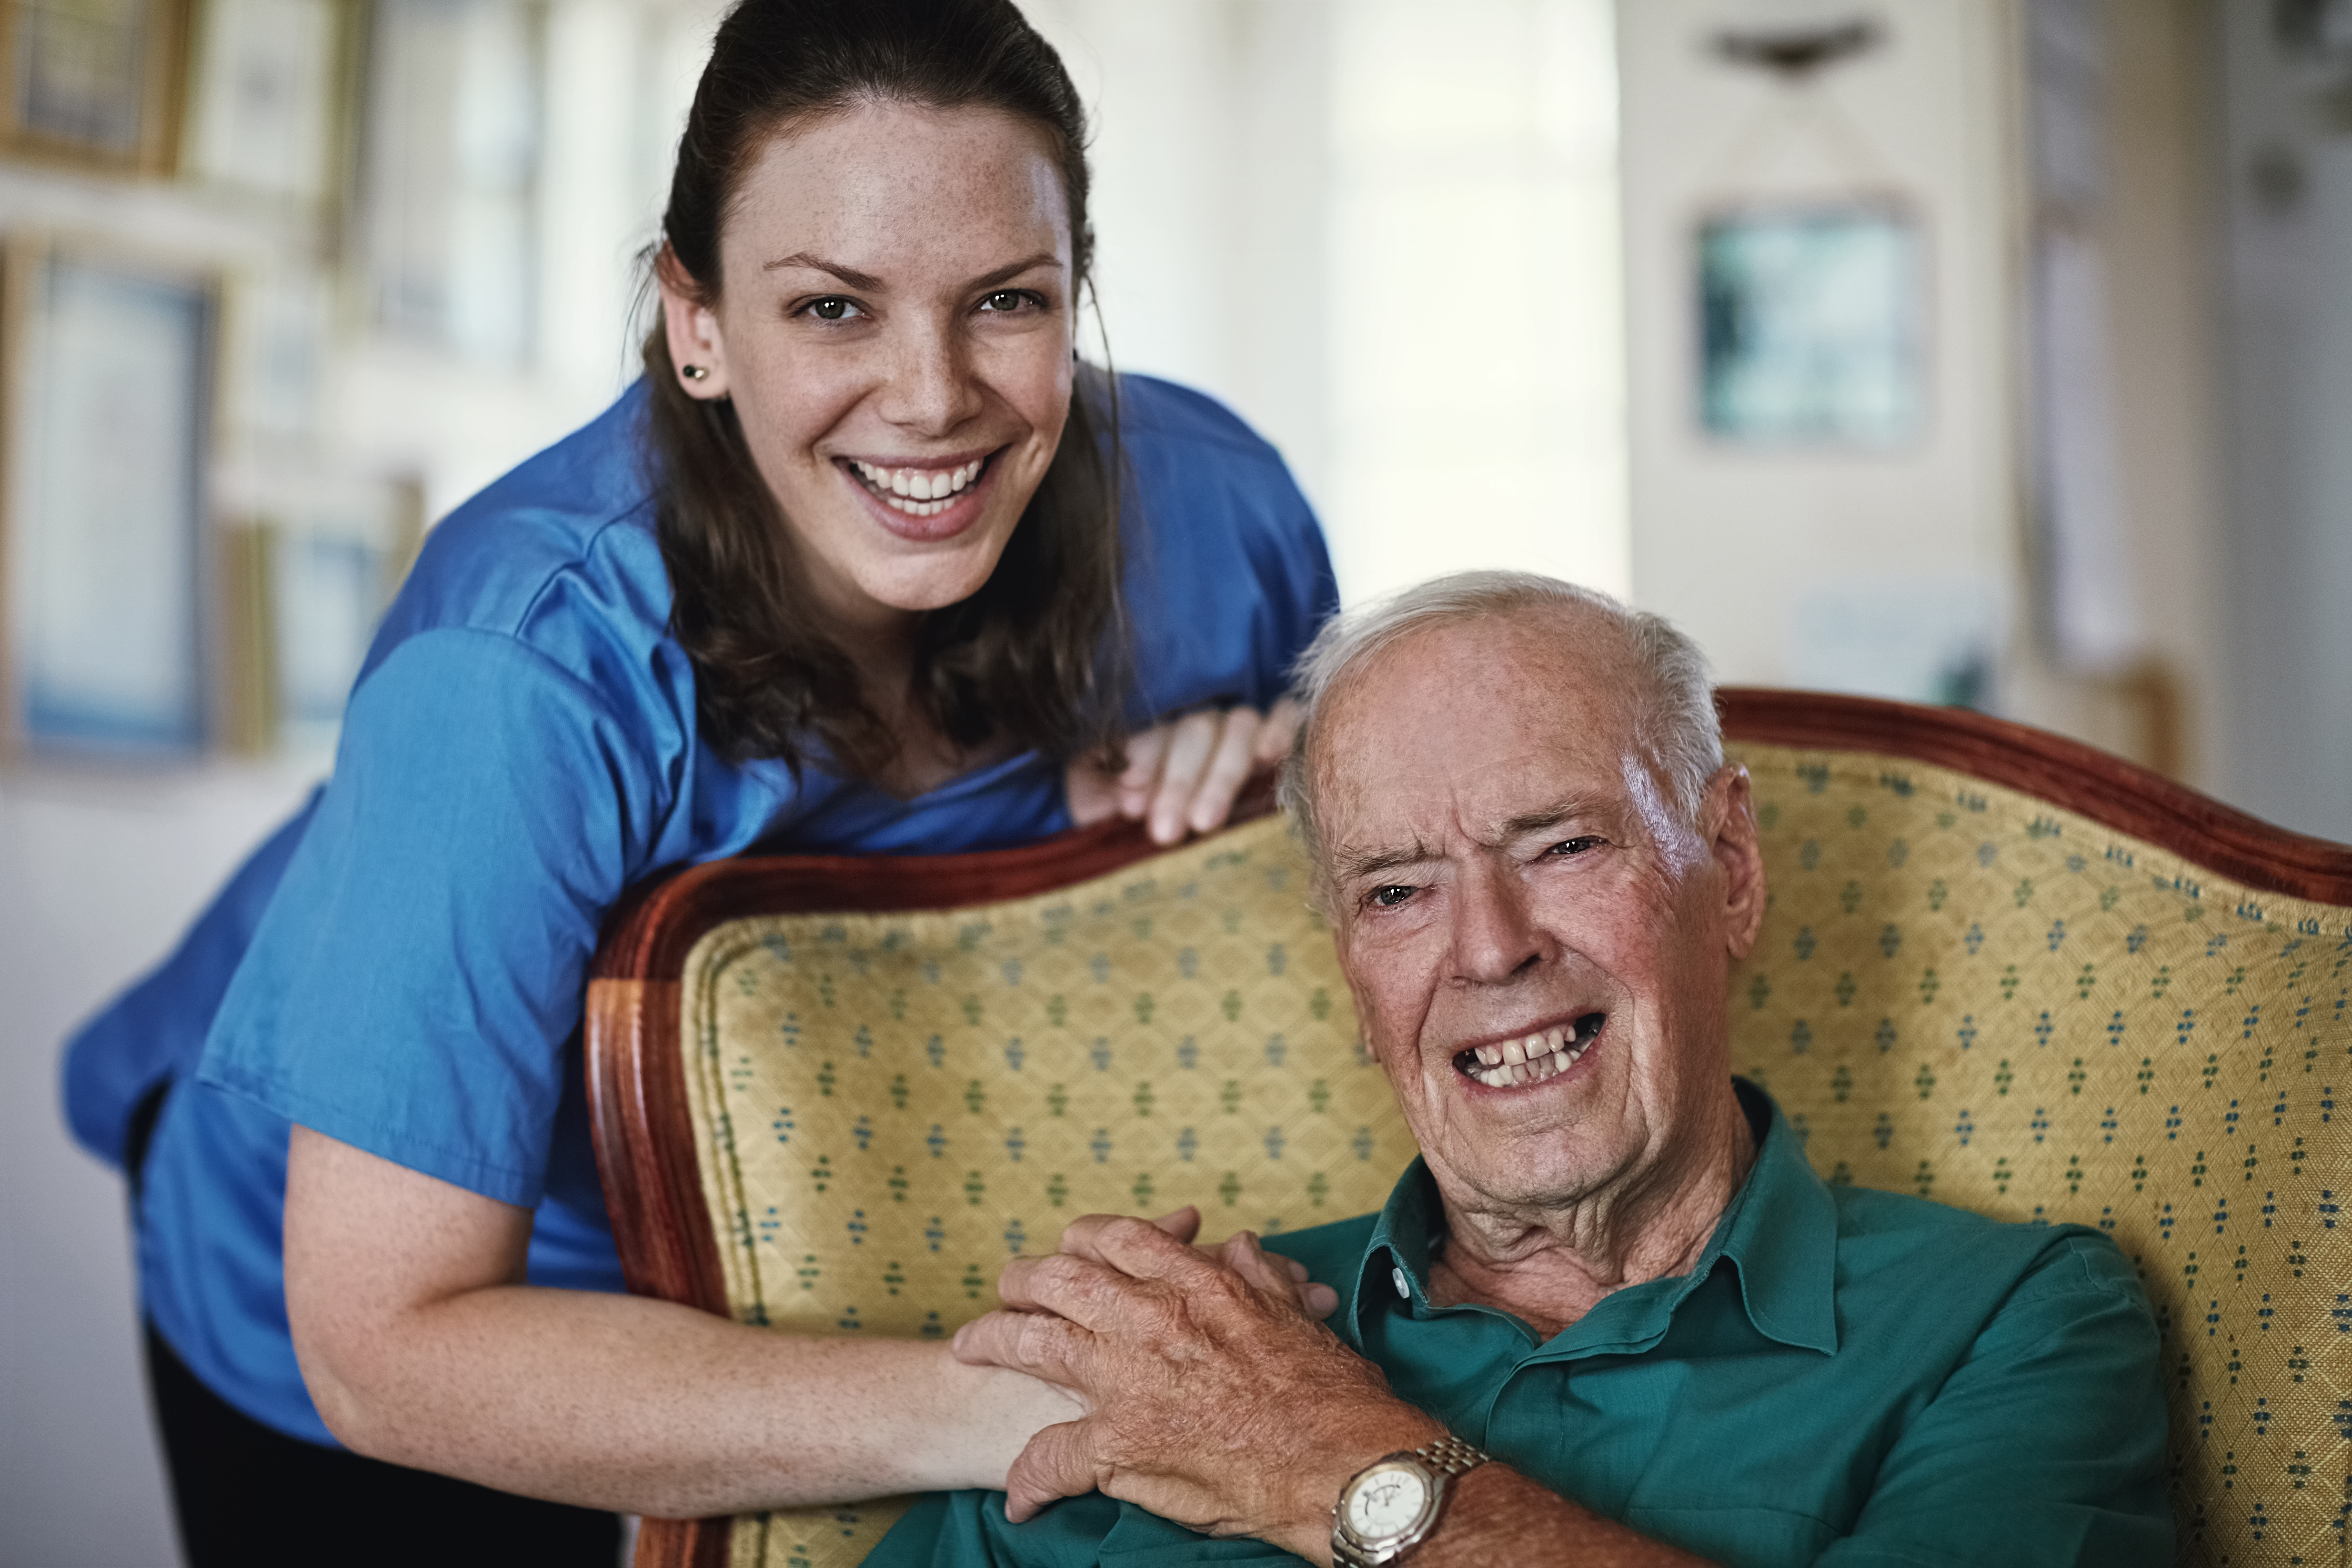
[845,454,992,519]
[1453,1013,1605,1088]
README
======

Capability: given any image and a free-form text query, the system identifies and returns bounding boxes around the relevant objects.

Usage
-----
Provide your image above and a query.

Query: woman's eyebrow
[761,252,884,287]
[758,251,1063,291]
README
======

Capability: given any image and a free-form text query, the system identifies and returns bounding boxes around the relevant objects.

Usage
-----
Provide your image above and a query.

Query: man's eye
[801,296,862,322]
[1548,836,1601,857]
[1370,885,1416,908]
[978,288,1039,313]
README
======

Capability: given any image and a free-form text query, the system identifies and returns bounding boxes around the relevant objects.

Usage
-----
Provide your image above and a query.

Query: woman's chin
[849,548,1009,615]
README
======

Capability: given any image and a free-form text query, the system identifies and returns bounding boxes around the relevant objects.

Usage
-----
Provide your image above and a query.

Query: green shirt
[870,1081,2171,1566]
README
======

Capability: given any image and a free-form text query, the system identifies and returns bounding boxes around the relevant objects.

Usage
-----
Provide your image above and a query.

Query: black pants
[130,1094,623,1567]
[145,1324,623,1568]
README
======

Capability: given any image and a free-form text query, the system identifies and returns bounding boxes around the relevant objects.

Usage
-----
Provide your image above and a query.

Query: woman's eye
[801,296,862,322]
[978,289,1038,313]
[1369,885,1416,909]
[1548,836,1601,858]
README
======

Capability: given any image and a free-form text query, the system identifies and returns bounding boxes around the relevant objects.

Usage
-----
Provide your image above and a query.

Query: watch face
[1345,1463,1432,1542]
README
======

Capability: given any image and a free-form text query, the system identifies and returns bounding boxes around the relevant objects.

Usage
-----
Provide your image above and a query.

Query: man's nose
[877,318,984,435]
[1449,864,1546,987]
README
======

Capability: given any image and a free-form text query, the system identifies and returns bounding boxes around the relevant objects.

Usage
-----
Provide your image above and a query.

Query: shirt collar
[1349,1077,1839,1356]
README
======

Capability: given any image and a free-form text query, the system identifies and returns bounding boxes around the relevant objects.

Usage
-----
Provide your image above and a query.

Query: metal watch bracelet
[1330,1435,1492,1566]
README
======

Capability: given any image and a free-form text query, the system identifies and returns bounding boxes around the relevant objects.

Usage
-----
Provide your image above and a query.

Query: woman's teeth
[1460,1016,1599,1088]
[849,457,985,517]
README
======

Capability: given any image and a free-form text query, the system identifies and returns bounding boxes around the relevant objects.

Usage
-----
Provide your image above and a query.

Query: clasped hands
[950,1206,1445,1562]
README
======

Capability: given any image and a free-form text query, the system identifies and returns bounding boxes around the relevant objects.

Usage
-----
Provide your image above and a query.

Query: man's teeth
[1463,1022,1591,1087]
[850,457,985,517]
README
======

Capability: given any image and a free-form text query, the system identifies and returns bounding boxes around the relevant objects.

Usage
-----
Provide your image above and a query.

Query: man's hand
[1066,700,1303,845]
[950,1214,1439,1559]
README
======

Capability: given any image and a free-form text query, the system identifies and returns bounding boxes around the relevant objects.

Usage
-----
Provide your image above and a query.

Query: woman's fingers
[1115,725,1171,816]
[1183,706,1262,835]
[1253,696,1304,766]
[1064,753,1121,827]
[1146,711,1223,844]
[1095,702,1296,845]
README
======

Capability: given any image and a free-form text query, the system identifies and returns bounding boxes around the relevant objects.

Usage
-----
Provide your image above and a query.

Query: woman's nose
[877,319,984,435]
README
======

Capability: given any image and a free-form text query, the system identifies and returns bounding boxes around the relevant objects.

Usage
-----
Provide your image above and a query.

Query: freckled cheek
[734,353,870,469]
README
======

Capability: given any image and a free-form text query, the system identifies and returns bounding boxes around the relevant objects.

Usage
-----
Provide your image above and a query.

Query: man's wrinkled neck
[1424,1079,1758,1337]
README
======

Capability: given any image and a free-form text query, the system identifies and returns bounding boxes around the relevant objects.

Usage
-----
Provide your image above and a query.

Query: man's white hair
[1276,571,1722,900]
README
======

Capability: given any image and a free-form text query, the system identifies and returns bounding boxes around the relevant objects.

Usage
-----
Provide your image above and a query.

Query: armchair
[588,690,2352,1568]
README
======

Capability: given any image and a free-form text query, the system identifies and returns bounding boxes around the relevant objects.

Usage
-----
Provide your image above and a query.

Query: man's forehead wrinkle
[1330,836,1443,884]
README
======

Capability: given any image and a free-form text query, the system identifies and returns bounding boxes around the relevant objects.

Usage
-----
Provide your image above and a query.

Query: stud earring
[681,364,709,381]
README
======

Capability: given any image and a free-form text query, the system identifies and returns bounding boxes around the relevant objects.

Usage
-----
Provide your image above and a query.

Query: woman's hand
[1066,699,1303,845]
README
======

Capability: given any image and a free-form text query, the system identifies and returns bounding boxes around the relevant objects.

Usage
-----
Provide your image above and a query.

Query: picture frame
[0,0,192,174]
[1695,197,1926,448]
[219,473,419,756]
[180,0,352,203]
[0,237,217,758]
[358,0,543,362]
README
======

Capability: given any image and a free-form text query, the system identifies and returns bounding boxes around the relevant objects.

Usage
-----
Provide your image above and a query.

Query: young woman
[60,2,1335,1562]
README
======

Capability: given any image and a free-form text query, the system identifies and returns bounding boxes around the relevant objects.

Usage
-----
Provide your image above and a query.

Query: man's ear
[656,245,733,401]
[1703,764,1769,960]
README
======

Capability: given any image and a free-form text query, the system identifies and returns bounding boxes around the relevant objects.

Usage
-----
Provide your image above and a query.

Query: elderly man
[879,573,2170,1566]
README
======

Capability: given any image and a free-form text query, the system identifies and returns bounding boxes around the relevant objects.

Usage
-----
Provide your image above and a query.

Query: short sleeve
[196,627,668,1208]
[1817,1234,2173,1566]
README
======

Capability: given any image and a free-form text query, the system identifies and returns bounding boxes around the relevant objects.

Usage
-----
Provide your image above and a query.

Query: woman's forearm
[302,1284,1076,1517]
[284,1125,1077,1517]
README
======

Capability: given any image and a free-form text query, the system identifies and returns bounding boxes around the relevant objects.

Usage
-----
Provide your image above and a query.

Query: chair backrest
[1719,690,2352,1568]
[589,810,1407,1568]
[589,690,2352,1568]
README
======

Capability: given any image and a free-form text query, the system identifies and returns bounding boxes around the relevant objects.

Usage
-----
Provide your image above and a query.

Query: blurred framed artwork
[219,476,418,756]
[0,240,216,757]
[0,0,191,172]
[1697,199,1924,447]
[181,0,350,201]
[359,0,543,363]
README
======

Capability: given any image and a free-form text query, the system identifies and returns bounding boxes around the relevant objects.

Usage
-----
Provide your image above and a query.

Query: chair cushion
[1728,742,2351,1568]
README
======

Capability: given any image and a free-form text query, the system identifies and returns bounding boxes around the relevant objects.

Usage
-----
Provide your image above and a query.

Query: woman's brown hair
[645,0,1123,777]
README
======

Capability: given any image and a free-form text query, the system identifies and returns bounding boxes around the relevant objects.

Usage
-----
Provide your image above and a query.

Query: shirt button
[1392,1266,1411,1300]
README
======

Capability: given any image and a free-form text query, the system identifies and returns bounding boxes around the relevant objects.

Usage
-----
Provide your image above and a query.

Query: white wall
[1616,0,2024,687]
[1,762,316,1566]
[2214,3,2352,841]
[1027,0,1630,604]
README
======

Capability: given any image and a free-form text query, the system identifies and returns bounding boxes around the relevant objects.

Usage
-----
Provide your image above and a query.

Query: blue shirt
[871,1081,2171,1567]
[60,375,1337,1444]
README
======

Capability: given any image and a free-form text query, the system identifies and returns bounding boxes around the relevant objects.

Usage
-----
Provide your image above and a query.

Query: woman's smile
[838,449,1001,542]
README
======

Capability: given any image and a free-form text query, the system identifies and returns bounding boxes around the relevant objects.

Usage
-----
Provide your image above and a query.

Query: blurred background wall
[1,0,2344,1561]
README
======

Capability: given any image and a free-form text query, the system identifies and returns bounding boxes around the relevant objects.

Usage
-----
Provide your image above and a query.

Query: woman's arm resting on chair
[284,1125,1078,1518]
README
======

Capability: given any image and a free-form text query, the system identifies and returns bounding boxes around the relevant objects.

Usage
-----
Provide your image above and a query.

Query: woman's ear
[656,245,732,400]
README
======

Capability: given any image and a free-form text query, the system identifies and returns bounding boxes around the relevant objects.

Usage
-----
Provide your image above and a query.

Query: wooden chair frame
[586,689,2352,1568]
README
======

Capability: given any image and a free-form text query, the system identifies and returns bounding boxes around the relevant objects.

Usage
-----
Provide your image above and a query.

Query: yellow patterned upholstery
[668,750,2352,1568]
[675,814,1406,1566]
[1731,744,2351,1568]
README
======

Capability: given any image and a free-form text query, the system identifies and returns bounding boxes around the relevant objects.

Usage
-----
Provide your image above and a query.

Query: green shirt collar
[1349,1077,1839,1356]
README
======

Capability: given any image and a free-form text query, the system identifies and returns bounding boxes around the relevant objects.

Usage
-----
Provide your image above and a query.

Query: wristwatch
[1329,1435,1491,1566]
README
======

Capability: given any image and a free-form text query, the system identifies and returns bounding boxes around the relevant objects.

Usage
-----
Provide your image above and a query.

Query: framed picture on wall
[181,0,349,201]
[0,240,216,756]
[219,475,419,756]
[359,0,542,363]
[1696,198,1925,447]
[0,0,192,173]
